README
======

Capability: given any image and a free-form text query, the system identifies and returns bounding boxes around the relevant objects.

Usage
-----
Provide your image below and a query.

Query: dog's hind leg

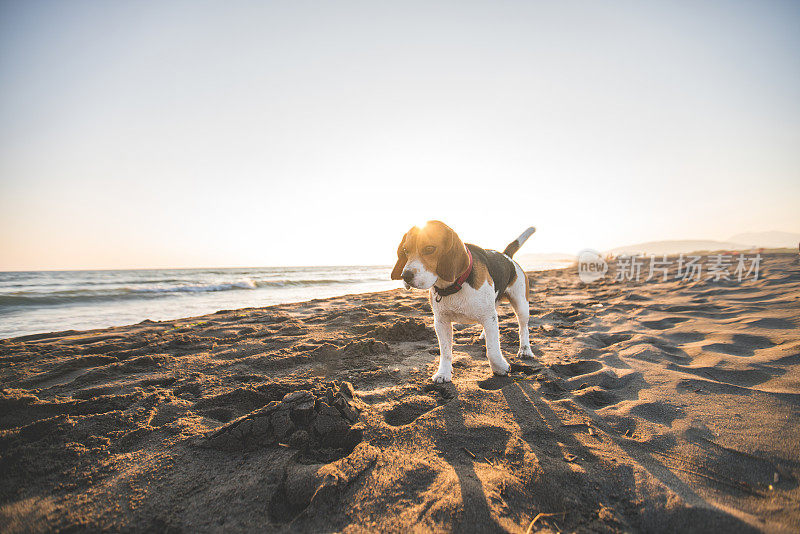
[506,267,535,359]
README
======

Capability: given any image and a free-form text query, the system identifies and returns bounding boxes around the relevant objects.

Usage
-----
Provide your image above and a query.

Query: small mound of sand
[372,318,432,341]
[340,338,389,355]
[204,381,361,455]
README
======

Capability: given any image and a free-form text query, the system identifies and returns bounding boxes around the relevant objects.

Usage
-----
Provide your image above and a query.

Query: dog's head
[391,221,470,290]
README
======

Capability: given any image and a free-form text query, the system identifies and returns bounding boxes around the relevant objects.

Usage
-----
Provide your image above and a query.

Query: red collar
[433,247,473,300]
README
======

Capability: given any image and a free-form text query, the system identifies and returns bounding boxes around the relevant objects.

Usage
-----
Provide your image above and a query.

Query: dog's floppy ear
[390,233,408,280]
[435,225,468,283]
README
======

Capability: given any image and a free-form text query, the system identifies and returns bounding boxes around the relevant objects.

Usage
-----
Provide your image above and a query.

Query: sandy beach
[1,253,799,533]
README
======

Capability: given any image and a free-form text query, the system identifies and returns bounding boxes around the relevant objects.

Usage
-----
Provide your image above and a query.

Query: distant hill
[520,231,800,260]
[607,240,751,256]
[728,231,800,249]
[605,230,799,256]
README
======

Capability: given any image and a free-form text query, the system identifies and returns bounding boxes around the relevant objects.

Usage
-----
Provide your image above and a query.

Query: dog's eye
[422,246,436,255]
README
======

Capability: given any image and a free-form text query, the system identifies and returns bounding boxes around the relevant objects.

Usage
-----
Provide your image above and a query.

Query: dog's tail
[503,227,536,257]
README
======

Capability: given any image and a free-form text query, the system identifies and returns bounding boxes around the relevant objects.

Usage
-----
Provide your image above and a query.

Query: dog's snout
[401,271,414,284]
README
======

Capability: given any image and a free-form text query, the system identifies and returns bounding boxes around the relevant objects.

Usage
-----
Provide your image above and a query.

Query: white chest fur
[430,281,497,324]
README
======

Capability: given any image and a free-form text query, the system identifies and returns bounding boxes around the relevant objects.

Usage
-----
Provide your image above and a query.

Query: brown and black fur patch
[502,240,521,258]
[469,255,490,289]
[465,244,516,300]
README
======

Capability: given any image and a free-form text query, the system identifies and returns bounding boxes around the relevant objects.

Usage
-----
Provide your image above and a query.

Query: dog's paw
[491,360,511,376]
[431,370,452,383]
[478,329,486,340]
[517,345,535,359]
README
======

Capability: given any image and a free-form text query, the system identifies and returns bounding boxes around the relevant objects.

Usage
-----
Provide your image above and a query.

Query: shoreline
[0,262,576,342]
[7,250,794,343]
[0,288,401,343]
[1,253,798,532]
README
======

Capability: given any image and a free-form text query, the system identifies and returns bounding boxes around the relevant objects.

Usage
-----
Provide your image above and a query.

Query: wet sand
[1,253,799,533]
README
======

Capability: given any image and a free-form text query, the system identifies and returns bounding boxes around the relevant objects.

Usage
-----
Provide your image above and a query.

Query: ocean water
[0,266,396,339]
[0,259,571,339]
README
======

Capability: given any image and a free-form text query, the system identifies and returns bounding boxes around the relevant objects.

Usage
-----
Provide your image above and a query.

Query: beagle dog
[391,221,537,383]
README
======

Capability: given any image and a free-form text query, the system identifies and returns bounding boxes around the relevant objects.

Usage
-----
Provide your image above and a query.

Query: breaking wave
[0,277,386,307]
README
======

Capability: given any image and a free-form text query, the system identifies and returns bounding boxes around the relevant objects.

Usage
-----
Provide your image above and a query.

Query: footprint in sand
[587,333,633,348]
[663,331,707,344]
[743,317,796,329]
[702,334,776,357]
[549,360,648,410]
[663,303,741,319]
[640,317,690,330]
[666,364,783,388]
[566,369,642,392]
[621,343,688,364]
[628,401,685,425]
[550,360,603,377]
[624,293,651,302]
[383,395,441,426]
[537,360,622,407]
[661,303,725,313]
[573,388,620,409]
[775,353,800,365]
[476,376,514,391]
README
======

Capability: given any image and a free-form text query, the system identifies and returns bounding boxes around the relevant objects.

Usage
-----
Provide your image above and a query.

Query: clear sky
[1,0,798,270]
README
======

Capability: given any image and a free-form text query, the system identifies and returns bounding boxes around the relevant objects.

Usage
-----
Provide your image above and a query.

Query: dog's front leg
[431,317,453,383]
[482,313,510,375]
